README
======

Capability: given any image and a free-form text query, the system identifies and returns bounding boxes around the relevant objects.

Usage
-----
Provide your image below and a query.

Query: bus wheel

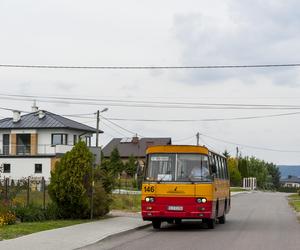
[152,220,161,229]
[206,218,216,229]
[218,214,226,224]
[174,219,182,225]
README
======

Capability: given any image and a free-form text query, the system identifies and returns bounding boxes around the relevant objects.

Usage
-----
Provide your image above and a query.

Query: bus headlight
[145,197,155,203]
[196,197,207,203]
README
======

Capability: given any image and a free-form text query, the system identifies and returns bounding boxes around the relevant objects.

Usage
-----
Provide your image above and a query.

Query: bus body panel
[142,145,231,223]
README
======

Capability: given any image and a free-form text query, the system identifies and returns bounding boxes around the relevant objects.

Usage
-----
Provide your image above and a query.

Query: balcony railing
[0,144,75,156]
[16,145,31,155]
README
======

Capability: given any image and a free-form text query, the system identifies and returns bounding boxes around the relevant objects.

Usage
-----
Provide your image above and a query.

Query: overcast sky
[1,0,300,165]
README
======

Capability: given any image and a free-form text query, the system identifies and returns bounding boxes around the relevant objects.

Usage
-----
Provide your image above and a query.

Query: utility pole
[196,132,200,146]
[91,110,99,220]
[96,110,100,147]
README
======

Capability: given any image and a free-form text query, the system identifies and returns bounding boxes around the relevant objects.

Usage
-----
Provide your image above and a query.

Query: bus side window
[219,157,224,179]
[209,155,215,175]
[214,155,220,178]
[224,158,229,180]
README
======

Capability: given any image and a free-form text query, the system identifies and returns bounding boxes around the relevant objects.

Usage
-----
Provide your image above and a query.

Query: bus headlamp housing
[145,197,155,203]
[196,197,207,204]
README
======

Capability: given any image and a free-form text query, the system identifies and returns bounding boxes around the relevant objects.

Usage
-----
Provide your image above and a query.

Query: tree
[227,157,242,186]
[222,150,230,159]
[238,157,249,178]
[266,163,281,190]
[108,148,124,176]
[48,141,94,218]
[124,155,137,177]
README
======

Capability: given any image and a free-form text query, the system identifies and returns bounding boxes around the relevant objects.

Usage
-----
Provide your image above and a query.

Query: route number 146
[144,186,155,193]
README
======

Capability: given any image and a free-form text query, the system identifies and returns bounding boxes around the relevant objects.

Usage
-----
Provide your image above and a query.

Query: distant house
[280,175,300,188]
[102,137,172,169]
[0,106,101,180]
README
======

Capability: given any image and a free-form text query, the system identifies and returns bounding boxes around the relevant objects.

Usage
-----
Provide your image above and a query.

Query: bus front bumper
[141,198,213,220]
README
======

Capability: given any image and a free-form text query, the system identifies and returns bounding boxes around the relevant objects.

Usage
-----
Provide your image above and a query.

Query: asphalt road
[83,192,300,250]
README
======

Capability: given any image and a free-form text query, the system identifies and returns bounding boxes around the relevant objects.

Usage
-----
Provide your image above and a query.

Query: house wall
[0,157,52,180]
[37,129,93,154]
[283,182,300,188]
[0,129,93,155]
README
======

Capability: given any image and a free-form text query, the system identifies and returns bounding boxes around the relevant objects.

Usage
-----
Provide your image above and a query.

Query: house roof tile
[102,137,172,158]
[0,111,98,133]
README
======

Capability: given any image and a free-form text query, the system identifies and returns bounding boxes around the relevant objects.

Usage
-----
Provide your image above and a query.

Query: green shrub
[278,186,299,193]
[48,141,93,219]
[13,204,46,222]
[92,182,111,217]
[44,203,62,220]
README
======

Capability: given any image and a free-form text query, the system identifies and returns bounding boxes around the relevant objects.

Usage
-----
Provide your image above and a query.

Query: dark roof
[280,175,300,183]
[102,137,172,158]
[0,111,98,133]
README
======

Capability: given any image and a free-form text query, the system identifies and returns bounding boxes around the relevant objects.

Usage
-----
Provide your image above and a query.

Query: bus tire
[206,218,216,229]
[218,214,226,224]
[175,219,182,225]
[152,220,161,229]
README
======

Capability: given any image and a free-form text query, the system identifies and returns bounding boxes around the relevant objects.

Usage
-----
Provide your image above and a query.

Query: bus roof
[146,145,226,159]
[146,145,209,155]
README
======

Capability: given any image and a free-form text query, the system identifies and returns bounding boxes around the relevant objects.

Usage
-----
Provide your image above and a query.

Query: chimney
[132,135,139,144]
[32,101,39,112]
[38,110,45,119]
[13,110,21,123]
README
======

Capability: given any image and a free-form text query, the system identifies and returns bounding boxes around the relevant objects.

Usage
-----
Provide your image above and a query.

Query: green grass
[230,187,247,192]
[0,220,89,240]
[289,194,300,213]
[110,194,141,212]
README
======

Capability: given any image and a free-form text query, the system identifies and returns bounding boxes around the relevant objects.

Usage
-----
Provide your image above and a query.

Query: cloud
[172,0,300,86]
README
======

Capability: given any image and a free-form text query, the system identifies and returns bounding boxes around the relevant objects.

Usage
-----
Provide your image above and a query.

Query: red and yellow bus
[141,145,230,229]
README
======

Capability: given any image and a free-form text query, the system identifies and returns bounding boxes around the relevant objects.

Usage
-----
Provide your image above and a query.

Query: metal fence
[0,177,50,208]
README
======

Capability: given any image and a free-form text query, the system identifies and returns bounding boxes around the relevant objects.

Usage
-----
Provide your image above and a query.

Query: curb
[76,222,151,249]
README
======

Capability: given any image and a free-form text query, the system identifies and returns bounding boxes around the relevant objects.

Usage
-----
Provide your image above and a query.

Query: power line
[104,111,300,122]
[200,133,300,153]
[1,93,300,109]
[101,120,128,137]
[1,63,300,70]
[2,94,300,110]
[100,115,144,137]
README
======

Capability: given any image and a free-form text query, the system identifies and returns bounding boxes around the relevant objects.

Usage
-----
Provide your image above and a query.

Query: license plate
[168,206,183,211]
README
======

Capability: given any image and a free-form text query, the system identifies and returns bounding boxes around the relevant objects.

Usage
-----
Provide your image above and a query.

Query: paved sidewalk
[0,215,150,250]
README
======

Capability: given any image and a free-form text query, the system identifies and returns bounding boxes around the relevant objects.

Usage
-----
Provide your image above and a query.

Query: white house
[280,175,300,188]
[0,106,101,180]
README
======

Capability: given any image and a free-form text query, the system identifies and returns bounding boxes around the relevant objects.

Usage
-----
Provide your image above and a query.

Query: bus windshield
[146,153,211,182]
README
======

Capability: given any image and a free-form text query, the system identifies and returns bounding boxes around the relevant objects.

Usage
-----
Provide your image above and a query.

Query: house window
[51,134,68,145]
[35,164,42,173]
[73,135,77,145]
[3,164,11,173]
[2,134,10,155]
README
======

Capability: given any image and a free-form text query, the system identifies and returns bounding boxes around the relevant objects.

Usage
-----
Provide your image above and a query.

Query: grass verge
[110,194,141,212]
[0,220,89,240]
[230,187,247,192]
[288,194,300,212]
